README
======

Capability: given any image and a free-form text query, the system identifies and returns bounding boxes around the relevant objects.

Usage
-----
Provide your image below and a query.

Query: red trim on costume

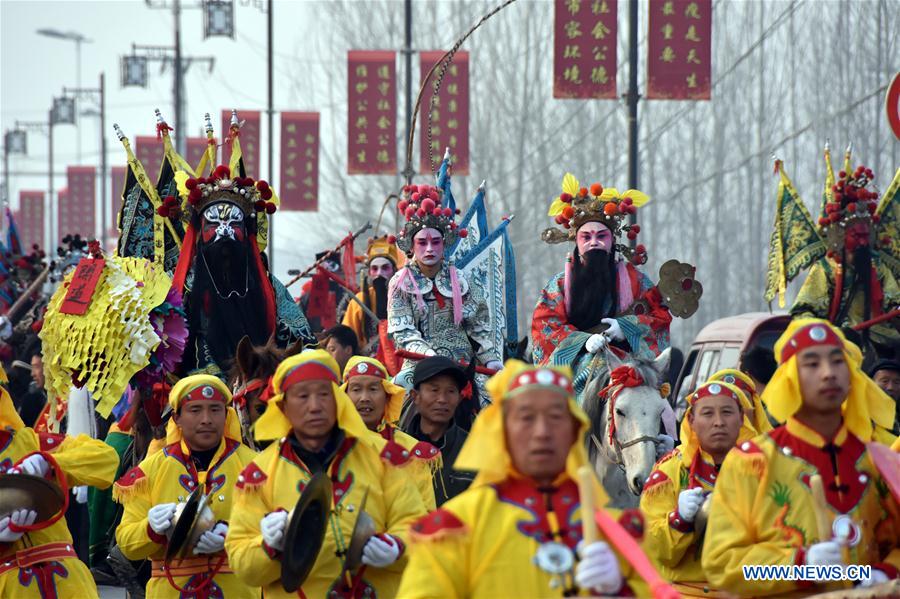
[38,433,65,453]
[281,361,339,389]
[380,439,412,466]
[617,508,644,540]
[643,469,670,492]
[344,361,386,382]
[147,522,168,545]
[410,508,466,537]
[871,562,899,580]
[780,323,842,363]
[236,462,267,490]
[734,440,764,455]
[668,510,694,533]
[116,466,147,489]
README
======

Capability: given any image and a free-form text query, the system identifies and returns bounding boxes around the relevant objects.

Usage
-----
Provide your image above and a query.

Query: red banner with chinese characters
[110,166,127,229]
[221,110,261,178]
[60,258,105,315]
[185,136,208,171]
[18,190,44,249]
[135,136,165,184]
[419,50,469,175]
[553,0,618,99]
[647,0,712,100]
[348,51,397,174]
[61,166,96,239]
[279,112,319,211]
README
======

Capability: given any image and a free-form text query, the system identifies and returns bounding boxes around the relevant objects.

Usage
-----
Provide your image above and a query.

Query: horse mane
[228,334,306,388]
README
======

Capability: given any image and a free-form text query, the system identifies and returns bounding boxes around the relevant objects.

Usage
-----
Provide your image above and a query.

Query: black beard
[569,248,618,331]
[187,239,269,368]
[373,277,388,320]
[840,244,873,324]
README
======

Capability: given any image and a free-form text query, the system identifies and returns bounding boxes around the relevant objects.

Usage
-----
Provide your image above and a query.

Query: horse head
[585,348,671,502]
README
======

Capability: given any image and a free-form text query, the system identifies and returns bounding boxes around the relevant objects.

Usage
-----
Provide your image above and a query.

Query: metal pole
[2,139,8,240]
[402,0,413,185]
[100,72,107,247]
[266,0,275,271]
[626,0,639,242]
[48,111,54,249]
[174,0,185,153]
[76,39,82,163]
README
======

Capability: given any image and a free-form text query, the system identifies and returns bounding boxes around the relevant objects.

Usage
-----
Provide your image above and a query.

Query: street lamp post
[36,29,92,163]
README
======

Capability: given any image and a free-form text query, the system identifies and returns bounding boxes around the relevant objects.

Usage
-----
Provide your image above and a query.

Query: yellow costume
[342,236,403,350]
[225,350,426,598]
[702,319,900,596]
[0,367,118,599]
[114,375,258,598]
[342,356,438,511]
[397,360,653,598]
[641,381,757,597]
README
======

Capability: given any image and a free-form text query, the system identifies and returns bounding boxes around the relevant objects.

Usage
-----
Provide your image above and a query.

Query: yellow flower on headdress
[598,187,650,207]
[548,172,580,216]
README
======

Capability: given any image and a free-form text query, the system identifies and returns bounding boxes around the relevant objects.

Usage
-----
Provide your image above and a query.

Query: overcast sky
[1,0,336,279]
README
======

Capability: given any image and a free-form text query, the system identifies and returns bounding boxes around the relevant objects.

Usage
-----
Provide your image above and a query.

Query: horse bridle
[592,400,660,472]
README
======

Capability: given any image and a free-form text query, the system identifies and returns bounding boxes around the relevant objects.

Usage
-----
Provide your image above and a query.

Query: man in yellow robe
[641,380,756,596]
[397,360,659,598]
[0,366,119,598]
[702,318,899,596]
[114,375,258,598]
[709,368,774,433]
[342,355,438,511]
[342,235,402,356]
[225,350,426,598]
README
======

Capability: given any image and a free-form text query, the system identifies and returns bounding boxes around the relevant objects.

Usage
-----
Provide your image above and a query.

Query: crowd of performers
[0,112,898,598]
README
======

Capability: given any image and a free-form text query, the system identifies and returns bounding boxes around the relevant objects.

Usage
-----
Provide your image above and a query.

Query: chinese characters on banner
[347,51,397,174]
[553,0,618,99]
[185,137,208,171]
[221,110,261,178]
[18,190,44,249]
[135,136,165,183]
[111,166,127,232]
[419,50,469,175]
[647,0,712,100]
[61,166,96,240]
[279,112,319,211]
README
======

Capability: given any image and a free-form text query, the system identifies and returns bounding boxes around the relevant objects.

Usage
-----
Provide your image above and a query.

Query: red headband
[181,383,228,407]
[507,368,574,396]
[690,383,741,408]
[281,360,338,390]
[719,374,755,398]
[780,323,842,364]
[345,361,387,382]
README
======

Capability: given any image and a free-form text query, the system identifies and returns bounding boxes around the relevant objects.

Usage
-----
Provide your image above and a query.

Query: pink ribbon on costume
[388,267,426,313]
[616,260,634,313]
[564,255,574,316]
[449,266,463,325]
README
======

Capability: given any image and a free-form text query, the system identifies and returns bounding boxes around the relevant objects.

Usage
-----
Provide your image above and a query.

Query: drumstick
[577,466,599,544]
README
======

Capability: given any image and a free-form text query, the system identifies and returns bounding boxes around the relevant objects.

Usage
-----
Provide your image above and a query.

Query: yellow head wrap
[0,364,25,431]
[762,318,893,442]
[708,368,773,434]
[341,356,407,425]
[254,350,383,452]
[165,374,242,445]
[454,359,609,505]
[679,380,758,468]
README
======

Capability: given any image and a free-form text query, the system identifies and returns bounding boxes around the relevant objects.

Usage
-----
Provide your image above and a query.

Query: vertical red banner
[647,0,712,100]
[279,112,319,211]
[347,51,397,175]
[553,0,618,99]
[110,166,127,230]
[63,166,96,239]
[221,110,261,178]
[18,190,44,249]
[419,51,469,175]
[185,137,208,171]
[135,136,165,183]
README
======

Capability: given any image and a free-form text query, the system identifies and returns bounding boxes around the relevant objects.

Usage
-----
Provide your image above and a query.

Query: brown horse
[229,334,304,448]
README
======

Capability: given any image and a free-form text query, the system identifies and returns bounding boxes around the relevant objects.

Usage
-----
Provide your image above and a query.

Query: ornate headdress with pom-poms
[816,159,883,259]
[541,173,650,264]
[395,183,467,255]
[178,164,278,219]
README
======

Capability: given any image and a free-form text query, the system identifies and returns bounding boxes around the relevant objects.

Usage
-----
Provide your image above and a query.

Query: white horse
[583,348,672,509]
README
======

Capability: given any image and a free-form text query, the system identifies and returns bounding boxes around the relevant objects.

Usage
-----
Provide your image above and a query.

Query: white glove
[73,486,88,505]
[858,568,890,588]
[586,334,608,354]
[17,454,49,478]
[0,509,38,542]
[361,534,401,568]
[676,488,705,523]
[147,503,177,536]
[575,541,623,595]
[600,318,624,341]
[656,433,675,458]
[805,541,844,566]
[485,360,503,372]
[194,522,228,555]
[0,316,11,341]
[260,510,289,552]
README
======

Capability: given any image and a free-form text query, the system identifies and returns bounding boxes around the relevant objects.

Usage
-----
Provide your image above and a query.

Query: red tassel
[172,223,197,295]
[156,122,173,140]
[250,235,277,334]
